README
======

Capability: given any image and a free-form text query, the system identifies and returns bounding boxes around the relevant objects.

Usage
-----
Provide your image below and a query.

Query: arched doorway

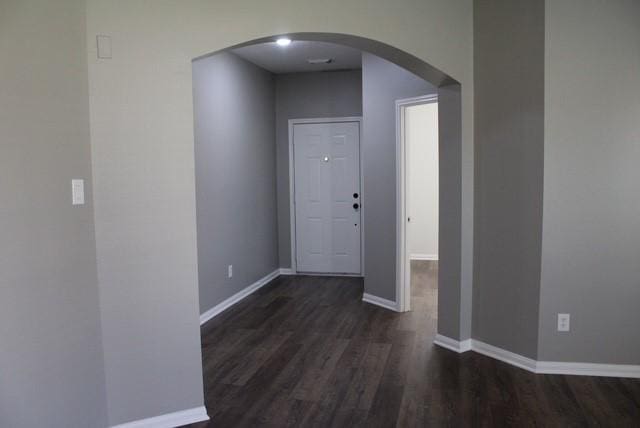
[193,32,466,342]
[190,33,466,425]
[85,5,474,420]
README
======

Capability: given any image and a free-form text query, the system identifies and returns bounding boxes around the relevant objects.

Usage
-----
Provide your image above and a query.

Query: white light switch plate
[72,179,85,205]
[97,35,112,59]
[557,313,570,332]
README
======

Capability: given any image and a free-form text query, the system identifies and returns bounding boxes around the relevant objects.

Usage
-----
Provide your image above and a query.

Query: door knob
[353,203,359,210]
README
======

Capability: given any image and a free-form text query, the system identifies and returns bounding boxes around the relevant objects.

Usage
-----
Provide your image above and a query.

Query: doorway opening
[396,95,439,314]
[191,32,466,345]
[191,33,466,423]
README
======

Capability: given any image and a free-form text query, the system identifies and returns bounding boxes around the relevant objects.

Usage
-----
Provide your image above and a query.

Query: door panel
[293,121,361,274]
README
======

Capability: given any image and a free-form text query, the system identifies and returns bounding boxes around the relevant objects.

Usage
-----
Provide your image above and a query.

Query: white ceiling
[232,40,362,74]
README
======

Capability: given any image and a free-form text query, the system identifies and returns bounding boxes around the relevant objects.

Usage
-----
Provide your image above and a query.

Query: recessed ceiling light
[276,38,292,46]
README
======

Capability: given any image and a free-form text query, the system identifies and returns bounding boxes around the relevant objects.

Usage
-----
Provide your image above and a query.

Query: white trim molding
[296,272,363,277]
[536,361,640,378]
[471,339,538,372]
[279,267,363,277]
[111,406,209,428]
[362,293,399,312]
[410,253,439,261]
[434,334,471,352]
[433,335,640,379]
[200,269,281,325]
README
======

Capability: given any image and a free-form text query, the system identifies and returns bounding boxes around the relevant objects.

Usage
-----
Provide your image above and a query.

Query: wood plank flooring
[186,261,640,427]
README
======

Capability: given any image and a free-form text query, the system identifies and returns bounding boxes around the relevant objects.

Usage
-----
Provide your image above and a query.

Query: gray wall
[472,0,545,359]
[0,1,107,427]
[194,52,279,313]
[88,15,205,428]
[539,0,640,364]
[84,1,474,419]
[437,83,465,340]
[361,53,437,301]
[1,1,471,426]
[275,70,363,267]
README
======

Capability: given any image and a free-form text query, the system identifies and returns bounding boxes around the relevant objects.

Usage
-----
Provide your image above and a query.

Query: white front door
[293,121,361,274]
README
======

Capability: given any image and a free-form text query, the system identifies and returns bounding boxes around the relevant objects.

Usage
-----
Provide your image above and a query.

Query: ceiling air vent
[307,58,334,64]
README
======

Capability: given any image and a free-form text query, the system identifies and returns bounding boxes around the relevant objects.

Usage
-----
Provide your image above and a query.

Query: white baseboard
[410,253,439,261]
[536,361,640,378]
[433,335,640,379]
[434,334,471,352]
[362,293,399,312]
[111,406,208,428]
[278,268,363,277]
[471,339,538,372]
[200,269,280,325]
[295,272,363,277]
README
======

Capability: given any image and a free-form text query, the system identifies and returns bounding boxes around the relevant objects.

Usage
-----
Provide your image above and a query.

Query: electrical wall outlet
[228,265,233,278]
[557,313,570,332]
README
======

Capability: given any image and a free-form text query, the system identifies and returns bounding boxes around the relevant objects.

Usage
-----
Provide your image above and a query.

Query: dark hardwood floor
[186,261,640,427]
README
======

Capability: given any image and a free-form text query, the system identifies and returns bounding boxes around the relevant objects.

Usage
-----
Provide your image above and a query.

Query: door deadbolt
[353,192,359,198]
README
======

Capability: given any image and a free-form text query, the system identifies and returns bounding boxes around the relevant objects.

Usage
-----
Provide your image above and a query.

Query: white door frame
[288,117,364,275]
[396,95,438,312]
